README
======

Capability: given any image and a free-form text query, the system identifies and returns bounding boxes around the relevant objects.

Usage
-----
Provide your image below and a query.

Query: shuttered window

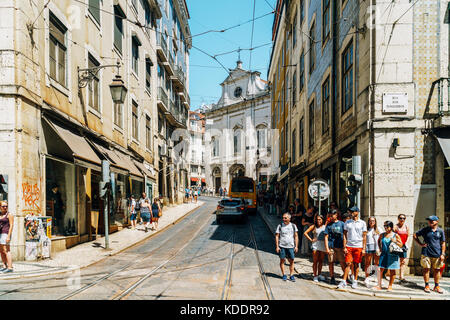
[88,0,100,25]
[49,12,67,87]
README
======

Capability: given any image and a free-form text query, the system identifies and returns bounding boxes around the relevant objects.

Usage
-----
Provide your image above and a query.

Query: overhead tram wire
[249,0,257,72]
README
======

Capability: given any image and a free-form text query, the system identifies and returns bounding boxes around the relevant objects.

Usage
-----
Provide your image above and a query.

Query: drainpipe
[368,0,376,217]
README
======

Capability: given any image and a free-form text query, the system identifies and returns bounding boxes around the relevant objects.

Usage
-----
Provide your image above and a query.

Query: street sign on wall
[382,93,408,113]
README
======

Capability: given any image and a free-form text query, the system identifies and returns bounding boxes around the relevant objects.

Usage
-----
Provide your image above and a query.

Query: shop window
[45,158,76,236]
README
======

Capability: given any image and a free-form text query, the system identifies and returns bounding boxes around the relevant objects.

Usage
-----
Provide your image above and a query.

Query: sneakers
[351,280,358,289]
[0,268,7,272]
[318,274,326,282]
[289,275,296,282]
[313,276,319,283]
[329,278,337,285]
[1,269,12,274]
[424,285,431,293]
[434,286,444,294]
[349,274,355,284]
[337,280,347,290]
[282,275,288,281]
[364,277,371,285]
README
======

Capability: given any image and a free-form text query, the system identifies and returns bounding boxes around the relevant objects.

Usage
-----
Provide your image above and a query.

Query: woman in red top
[393,214,409,282]
[0,201,14,273]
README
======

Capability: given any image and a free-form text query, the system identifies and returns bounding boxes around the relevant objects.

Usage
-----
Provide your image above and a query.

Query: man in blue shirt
[413,215,446,294]
[324,210,346,285]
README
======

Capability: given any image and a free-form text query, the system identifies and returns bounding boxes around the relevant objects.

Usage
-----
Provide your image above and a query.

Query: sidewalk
[259,206,450,300]
[0,200,204,280]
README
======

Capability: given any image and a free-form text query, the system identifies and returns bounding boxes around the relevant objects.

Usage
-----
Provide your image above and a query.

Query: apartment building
[0,0,189,260]
[188,111,206,189]
[156,0,191,205]
[269,0,450,274]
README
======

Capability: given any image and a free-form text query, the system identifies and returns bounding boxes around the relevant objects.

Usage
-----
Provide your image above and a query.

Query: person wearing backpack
[275,212,299,282]
[129,195,137,230]
[374,221,402,291]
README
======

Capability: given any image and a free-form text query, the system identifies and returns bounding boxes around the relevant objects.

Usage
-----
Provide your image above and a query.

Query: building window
[292,71,297,105]
[49,12,67,87]
[212,137,219,157]
[299,51,305,92]
[158,114,163,133]
[132,36,141,75]
[322,77,330,134]
[132,101,139,140]
[292,129,296,164]
[145,58,152,91]
[146,115,151,150]
[113,5,125,54]
[191,150,196,162]
[257,127,267,149]
[285,123,288,156]
[300,0,305,25]
[299,117,304,156]
[309,100,315,149]
[292,12,297,48]
[114,103,122,128]
[342,41,354,113]
[88,0,100,25]
[309,22,316,74]
[323,0,331,43]
[87,54,100,112]
[144,0,152,29]
[234,130,241,155]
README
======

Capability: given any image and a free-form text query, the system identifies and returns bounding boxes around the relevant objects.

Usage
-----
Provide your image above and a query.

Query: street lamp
[78,60,128,104]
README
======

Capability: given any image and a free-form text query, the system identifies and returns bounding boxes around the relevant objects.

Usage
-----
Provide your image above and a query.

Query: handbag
[389,238,403,256]
[158,210,162,217]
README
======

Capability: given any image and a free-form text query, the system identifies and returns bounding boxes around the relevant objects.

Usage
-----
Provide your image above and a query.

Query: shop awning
[133,160,155,179]
[42,117,101,170]
[435,128,450,165]
[89,141,129,175]
[191,177,199,182]
[201,178,206,183]
[113,151,143,180]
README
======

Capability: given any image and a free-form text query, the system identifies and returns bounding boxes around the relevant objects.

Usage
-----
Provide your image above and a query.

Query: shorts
[279,247,295,260]
[0,233,8,245]
[420,255,444,270]
[130,213,137,221]
[345,247,363,264]
[329,248,345,263]
[141,212,151,223]
[366,250,376,255]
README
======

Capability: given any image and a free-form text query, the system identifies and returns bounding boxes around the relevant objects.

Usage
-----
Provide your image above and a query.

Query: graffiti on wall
[22,182,41,215]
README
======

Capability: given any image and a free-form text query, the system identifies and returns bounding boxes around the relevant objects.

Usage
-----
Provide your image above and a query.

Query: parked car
[216,198,248,224]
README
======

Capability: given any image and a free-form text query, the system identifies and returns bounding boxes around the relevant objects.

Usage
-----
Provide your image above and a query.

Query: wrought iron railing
[158,86,168,108]
[435,77,450,116]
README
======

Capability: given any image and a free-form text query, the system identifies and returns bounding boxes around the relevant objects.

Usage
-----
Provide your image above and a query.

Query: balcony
[426,78,450,127]
[157,86,169,112]
[156,33,168,63]
[179,88,190,109]
[165,100,187,129]
[171,65,186,91]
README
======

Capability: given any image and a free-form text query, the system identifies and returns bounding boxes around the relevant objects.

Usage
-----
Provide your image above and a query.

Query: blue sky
[187,0,276,110]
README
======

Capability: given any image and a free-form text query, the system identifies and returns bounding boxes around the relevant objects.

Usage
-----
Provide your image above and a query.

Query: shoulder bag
[389,235,403,256]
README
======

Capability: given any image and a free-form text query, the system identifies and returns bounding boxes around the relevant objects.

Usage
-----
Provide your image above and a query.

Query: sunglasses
[399,217,406,220]
[0,206,7,208]
[384,225,390,228]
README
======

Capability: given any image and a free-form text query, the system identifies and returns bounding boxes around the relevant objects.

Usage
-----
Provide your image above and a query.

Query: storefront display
[45,158,76,237]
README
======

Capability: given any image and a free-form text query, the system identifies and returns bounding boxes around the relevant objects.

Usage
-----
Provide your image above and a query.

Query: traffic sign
[308,179,330,201]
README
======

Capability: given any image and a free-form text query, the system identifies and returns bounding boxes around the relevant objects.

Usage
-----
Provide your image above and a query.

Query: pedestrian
[337,206,367,290]
[140,199,152,232]
[393,214,409,282]
[276,193,283,217]
[0,201,14,273]
[219,187,223,197]
[189,188,193,203]
[151,198,162,231]
[301,205,315,255]
[374,221,403,291]
[364,217,383,284]
[185,187,189,202]
[324,210,346,285]
[138,192,148,225]
[413,215,446,294]
[304,215,327,282]
[275,212,299,282]
[342,212,351,223]
[223,188,227,197]
[193,189,198,203]
[129,195,137,230]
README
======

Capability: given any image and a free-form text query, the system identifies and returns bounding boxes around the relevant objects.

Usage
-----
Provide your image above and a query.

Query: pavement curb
[0,202,205,281]
[257,208,450,300]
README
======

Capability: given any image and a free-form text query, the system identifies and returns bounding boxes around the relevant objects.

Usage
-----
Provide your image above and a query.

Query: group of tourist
[275,200,446,294]
[129,193,162,232]
[184,187,199,203]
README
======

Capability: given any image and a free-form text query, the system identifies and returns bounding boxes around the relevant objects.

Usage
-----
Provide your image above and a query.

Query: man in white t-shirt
[275,213,299,282]
[337,206,367,290]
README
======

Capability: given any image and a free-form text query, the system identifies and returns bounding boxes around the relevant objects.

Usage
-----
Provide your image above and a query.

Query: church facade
[204,61,273,193]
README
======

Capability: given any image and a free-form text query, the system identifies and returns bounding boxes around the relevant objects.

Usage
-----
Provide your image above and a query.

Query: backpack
[278,223,296,235]
[135,200,140,211]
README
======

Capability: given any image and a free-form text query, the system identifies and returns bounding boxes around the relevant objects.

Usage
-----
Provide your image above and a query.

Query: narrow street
[0,197,372,300]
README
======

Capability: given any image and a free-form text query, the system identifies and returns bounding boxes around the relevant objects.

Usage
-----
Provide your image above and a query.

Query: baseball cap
[426,215,439,221]
[348,206,360,212]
